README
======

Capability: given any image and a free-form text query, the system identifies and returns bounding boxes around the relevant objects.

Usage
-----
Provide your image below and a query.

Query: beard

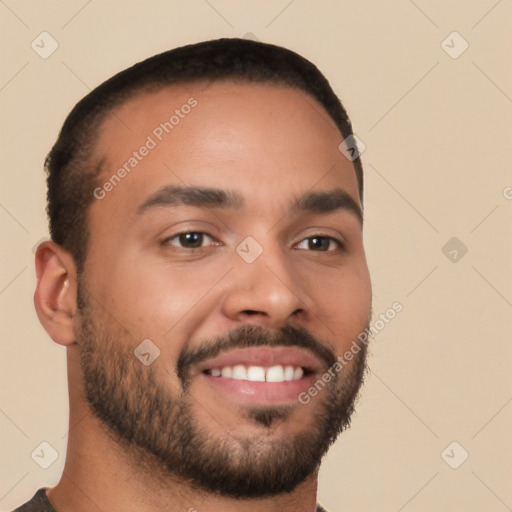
[76,285,369,499]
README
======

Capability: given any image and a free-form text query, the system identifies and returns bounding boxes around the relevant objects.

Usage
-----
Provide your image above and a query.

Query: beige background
[1,1,511,511]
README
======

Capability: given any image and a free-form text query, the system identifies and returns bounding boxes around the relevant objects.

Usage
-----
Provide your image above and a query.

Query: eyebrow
[294,189,363,225]
[137,185,363,224]
[137,185,244,214]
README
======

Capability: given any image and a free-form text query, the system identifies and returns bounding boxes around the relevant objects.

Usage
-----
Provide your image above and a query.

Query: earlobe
[34,241,78,346]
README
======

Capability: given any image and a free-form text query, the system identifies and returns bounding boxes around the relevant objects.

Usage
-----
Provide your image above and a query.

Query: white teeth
[266,365,285,383]
[209,365,305,382]
[232,365,247,380]
[247,366,265,382]
[284,365,295,381]
[221,367,233,378]
[293,367,304,380]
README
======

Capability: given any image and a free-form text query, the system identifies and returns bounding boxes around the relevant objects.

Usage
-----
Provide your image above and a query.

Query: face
[76,81,372,497]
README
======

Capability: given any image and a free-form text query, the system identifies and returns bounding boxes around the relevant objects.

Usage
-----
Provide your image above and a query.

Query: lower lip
[199,372,318,405]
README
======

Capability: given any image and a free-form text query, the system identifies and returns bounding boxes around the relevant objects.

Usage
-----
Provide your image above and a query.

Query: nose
[221,244,308,330]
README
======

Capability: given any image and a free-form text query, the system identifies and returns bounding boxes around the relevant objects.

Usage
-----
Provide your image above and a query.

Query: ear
[34,241,78,346]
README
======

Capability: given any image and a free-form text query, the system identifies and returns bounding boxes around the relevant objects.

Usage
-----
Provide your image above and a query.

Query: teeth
[266,365,285,382]
[293,367,304,380]
[221,367,233,378]
[232,365,247,380]
[209,365,305,382]
[284,365,295,381]
[247,366,265,382]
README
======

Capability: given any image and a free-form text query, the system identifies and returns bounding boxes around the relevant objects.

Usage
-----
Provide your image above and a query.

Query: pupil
[309,237,328,251]
[180,233,202,248]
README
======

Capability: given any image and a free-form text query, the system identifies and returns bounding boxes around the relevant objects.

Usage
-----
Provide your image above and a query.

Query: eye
[295,236,342,252]
[163,232,216,249]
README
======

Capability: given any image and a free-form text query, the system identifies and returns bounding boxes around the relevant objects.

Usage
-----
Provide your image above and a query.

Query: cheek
[99,258,226,339]
[309,262,371,345]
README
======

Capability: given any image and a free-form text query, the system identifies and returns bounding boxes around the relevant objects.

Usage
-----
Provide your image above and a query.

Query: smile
[205,365,305,382]
[194,346,322,404]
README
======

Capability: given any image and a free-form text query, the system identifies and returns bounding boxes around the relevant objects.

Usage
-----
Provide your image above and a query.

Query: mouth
[205,364,308,382]
[194,346,323,405]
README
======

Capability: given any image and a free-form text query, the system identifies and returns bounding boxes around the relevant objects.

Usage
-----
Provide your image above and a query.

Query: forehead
[91,81,359,217]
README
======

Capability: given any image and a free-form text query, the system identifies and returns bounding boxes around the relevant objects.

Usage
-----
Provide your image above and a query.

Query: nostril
[242,310,264,316]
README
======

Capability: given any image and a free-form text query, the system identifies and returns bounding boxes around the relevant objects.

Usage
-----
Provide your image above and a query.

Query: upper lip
[195,346,324,375]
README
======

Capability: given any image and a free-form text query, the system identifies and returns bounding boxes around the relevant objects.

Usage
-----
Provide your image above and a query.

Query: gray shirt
[12,488,329,511]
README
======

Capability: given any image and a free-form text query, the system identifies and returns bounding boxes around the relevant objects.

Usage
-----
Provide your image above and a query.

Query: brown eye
[296,236,340,252]
[308,237,330,251]
[164,232,213,249]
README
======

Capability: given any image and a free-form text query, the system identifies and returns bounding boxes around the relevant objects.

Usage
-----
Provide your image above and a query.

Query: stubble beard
[75,287,368,498]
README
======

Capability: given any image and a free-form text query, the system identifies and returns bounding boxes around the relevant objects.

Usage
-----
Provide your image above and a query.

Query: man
[15,38,371,511]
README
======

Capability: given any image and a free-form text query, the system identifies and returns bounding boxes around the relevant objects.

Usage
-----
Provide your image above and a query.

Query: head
[35,38,371,499]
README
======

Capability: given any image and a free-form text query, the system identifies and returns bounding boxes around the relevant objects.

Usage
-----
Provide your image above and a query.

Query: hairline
[91,77,349,184]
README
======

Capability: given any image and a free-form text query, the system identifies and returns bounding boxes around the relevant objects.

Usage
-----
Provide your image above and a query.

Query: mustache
[176,324,337,384]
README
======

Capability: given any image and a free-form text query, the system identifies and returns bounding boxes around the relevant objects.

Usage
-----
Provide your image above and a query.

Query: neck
[47,347,320,512]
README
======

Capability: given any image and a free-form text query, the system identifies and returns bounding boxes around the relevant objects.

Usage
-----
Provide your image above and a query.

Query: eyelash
[161,232,344,252]
[162,232,218,249]
[295,236,343,252]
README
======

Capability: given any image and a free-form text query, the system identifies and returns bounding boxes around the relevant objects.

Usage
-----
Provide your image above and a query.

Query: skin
[34,81,372,512]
